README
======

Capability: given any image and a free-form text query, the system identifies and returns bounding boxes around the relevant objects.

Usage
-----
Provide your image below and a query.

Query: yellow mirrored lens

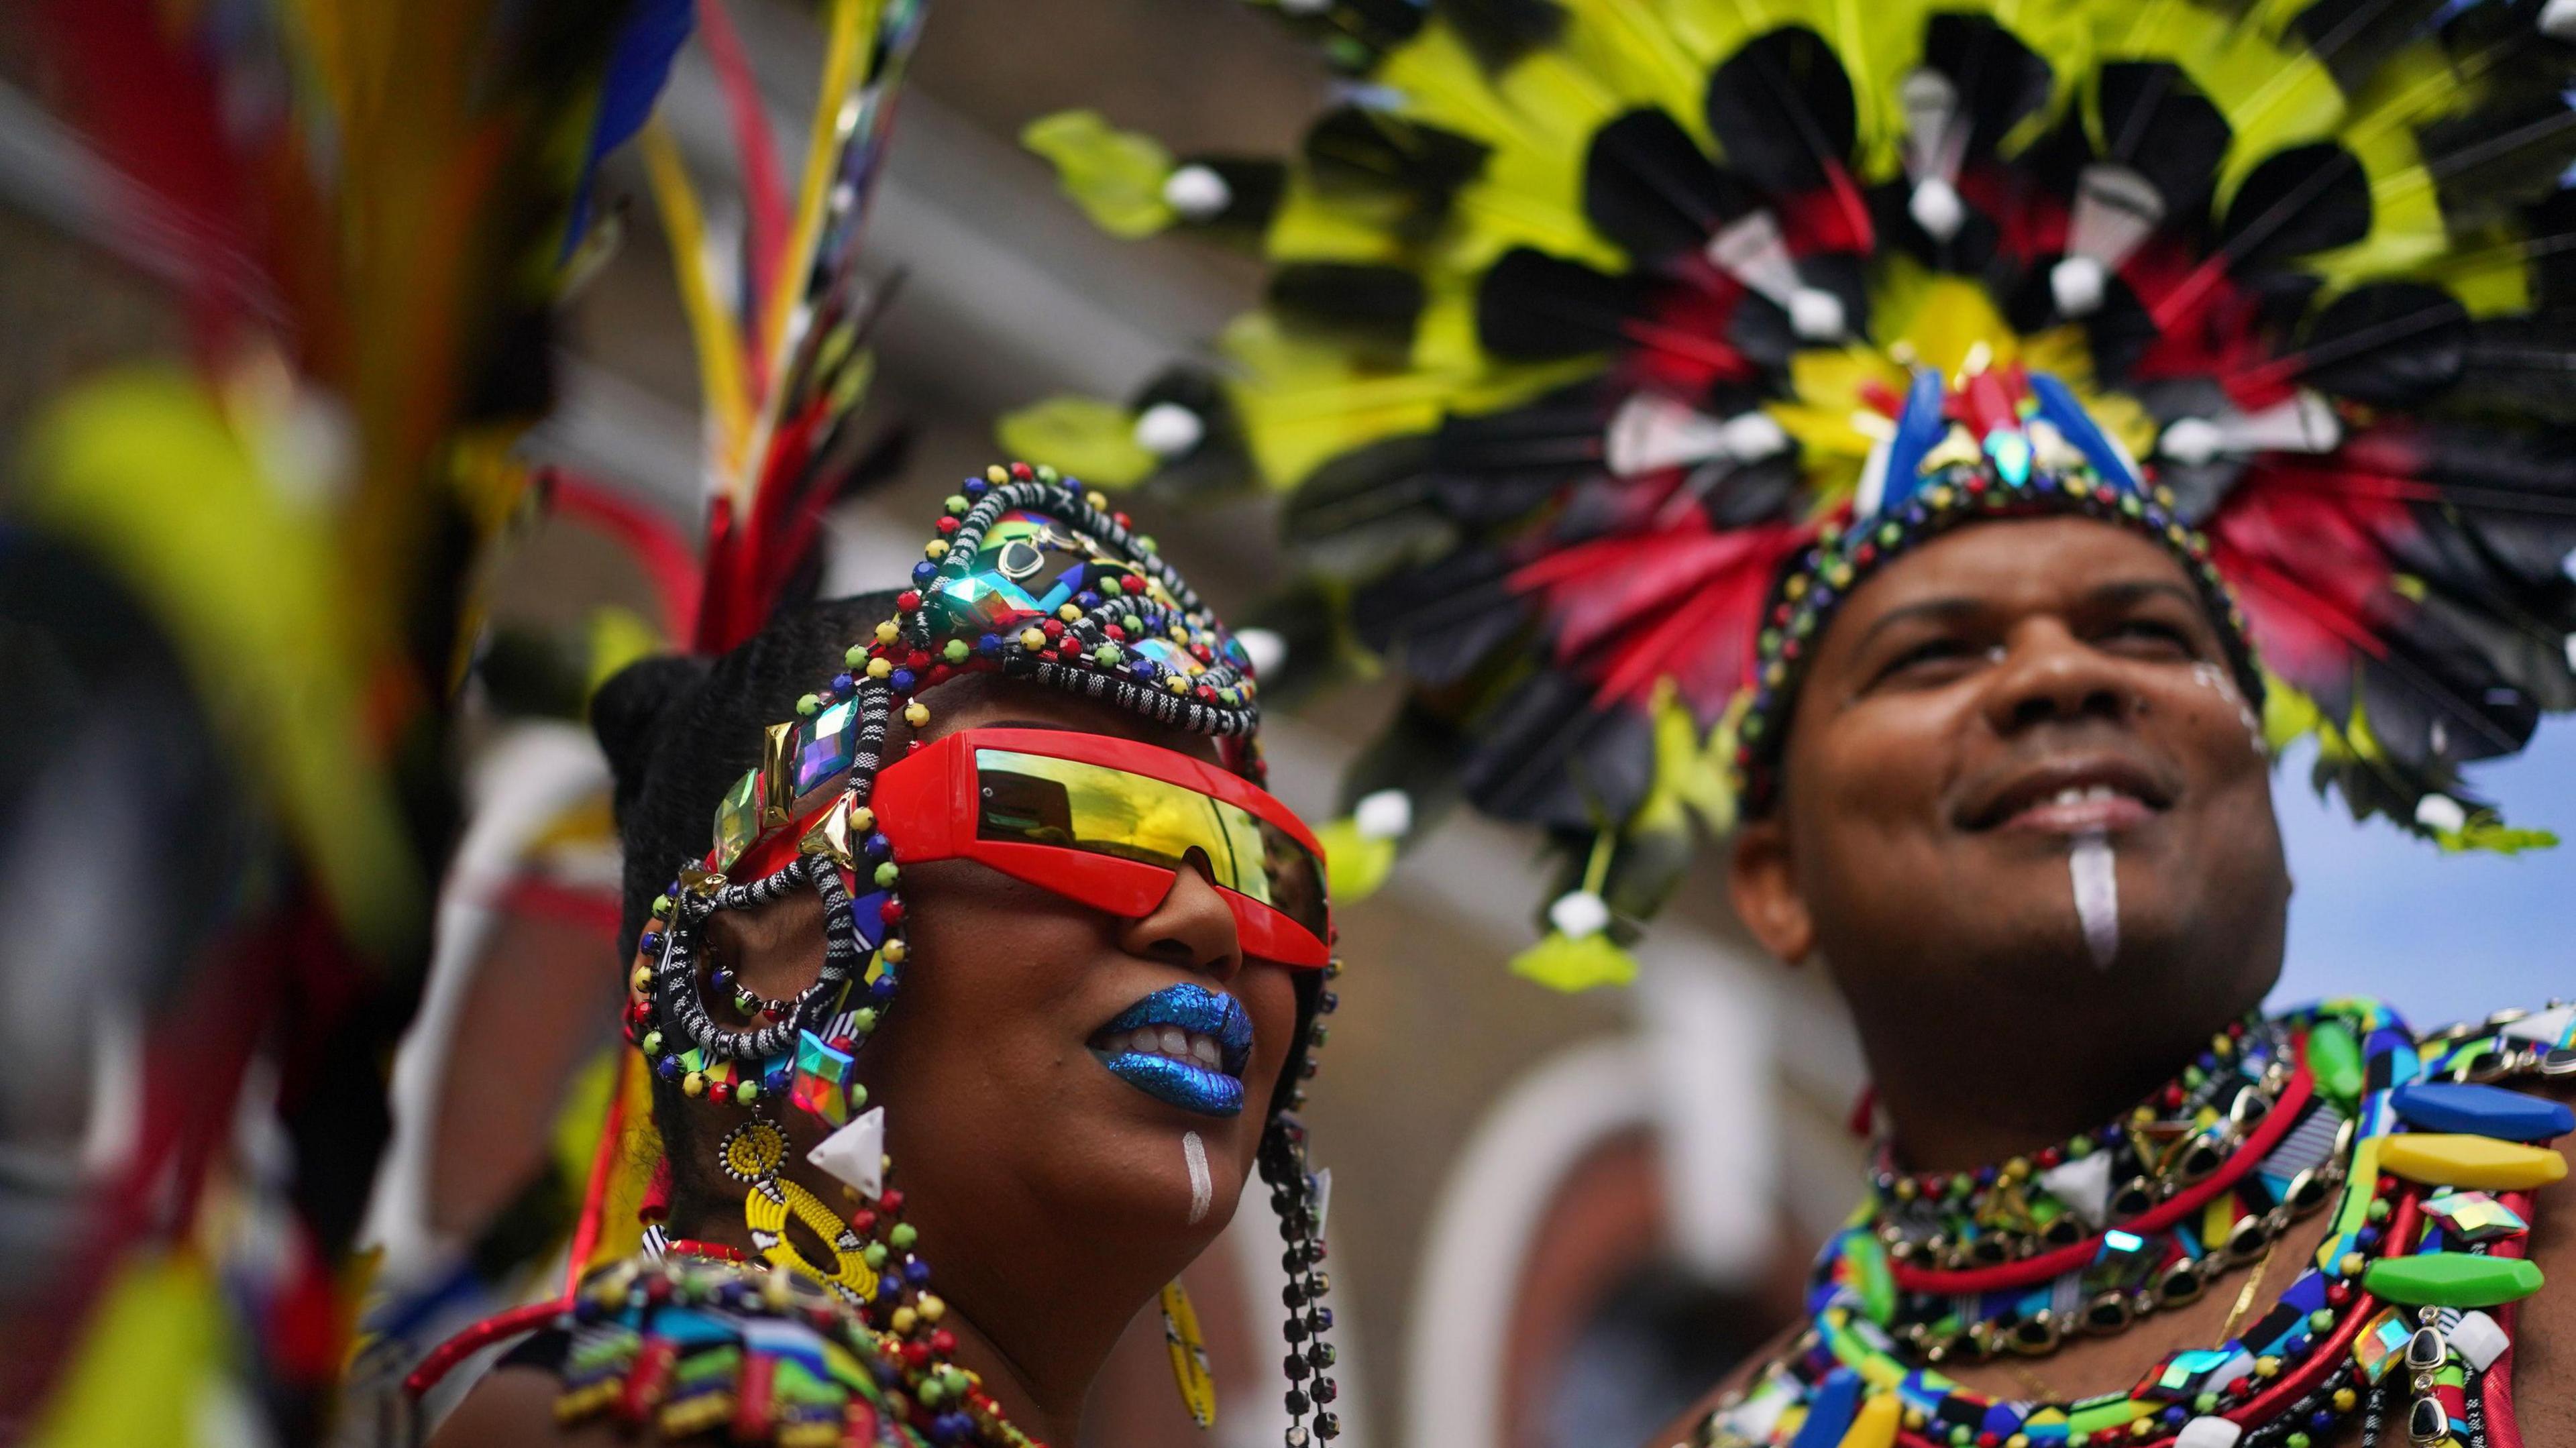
[973,750,1327,935]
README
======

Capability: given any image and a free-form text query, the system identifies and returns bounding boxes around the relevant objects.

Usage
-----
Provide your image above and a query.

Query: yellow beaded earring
[1160,1280,1216,1430]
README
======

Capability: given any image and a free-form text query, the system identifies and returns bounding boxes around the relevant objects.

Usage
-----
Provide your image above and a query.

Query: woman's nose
[1114,850,1243,979]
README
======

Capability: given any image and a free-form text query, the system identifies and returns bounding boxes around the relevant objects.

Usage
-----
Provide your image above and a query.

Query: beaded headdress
[1019,0,2576,984]
[629,463,1268,1127]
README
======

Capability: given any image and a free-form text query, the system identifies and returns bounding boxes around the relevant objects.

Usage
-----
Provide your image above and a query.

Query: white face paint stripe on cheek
[2072,830,2118,970]
[2190,661,2266,755]
[1183,1129,1212,1226]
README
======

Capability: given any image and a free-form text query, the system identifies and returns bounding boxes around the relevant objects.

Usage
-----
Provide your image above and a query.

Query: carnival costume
[1011,1,2576,1443]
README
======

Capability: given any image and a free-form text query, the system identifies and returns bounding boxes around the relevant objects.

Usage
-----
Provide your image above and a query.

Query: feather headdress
[1019,0,2576,987]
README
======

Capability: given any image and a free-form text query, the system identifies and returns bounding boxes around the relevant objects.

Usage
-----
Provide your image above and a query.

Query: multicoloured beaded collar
[1695,999,2575,1448]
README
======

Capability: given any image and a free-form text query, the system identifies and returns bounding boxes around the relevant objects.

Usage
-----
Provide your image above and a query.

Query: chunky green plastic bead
[874,862,900,887]
[2308,1021,2364,1103]
[890,1223,918,1249]
[943,639,970,663]
[2363,1254,2545,1308]
[796,693,821,717]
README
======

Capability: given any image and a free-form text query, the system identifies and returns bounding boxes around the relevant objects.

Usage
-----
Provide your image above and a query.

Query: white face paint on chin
[2190,661,2267,755]
[1183,1130,1212,1226]
[2070,830,2119,970]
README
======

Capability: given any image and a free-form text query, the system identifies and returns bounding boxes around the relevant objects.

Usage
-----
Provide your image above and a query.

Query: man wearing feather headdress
[1016,0,2576,1443]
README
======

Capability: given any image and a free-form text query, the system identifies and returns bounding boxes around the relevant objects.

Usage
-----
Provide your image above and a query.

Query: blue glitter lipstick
[1090,983,1253,1117]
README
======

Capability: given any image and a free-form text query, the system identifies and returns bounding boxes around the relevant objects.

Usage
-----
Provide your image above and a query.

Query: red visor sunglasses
[863,728,1334,967]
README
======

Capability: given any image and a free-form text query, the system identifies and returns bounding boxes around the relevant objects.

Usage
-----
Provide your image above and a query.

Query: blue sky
[2271,722,2576,1025]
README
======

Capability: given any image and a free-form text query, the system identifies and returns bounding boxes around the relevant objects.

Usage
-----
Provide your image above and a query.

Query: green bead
[1035,464,1059,482]
[1950,1427,1970,1446]
[2363,1254,2545,1308]
[651,894,673,917]
[2194,1393,2218,1413]
[2308,1021,2364,1103]
[2368,1199,2391,1221]
[917,1380,945,1406]
[641,1031,663,1055]
[848,1083,867,1109]
[1093,645,1120,665]
[1120,614,1141,632]
[874,862,900,887]
[943,639,970,663]
[1136,535,1157,553]
[2309,1309,2334,1332]
[853,1008,878,1034]
[796,693,821,717]
[2183,1065,2206,1088]
[864,1243,889,1268]
[736,1081,759,1103]
[845,645,867,668]
[943,494,968,513]
[2288,1435,2310,1447]
[890,1223,918,1249]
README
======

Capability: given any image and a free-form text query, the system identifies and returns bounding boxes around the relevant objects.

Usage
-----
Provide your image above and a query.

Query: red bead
[896,590,921,610]
[1041,618,1065,638]
[906,649,930,669]
[2037,1146,2063,1168]
[879,899,905,924]
[1112,512,1132,528]
[902,1341,932,1368]
[934,517,960,535]
[851,1211,876,1233]
[2326,1282,2353,1306]
[1979,1435,2000,1447]
[879,1188,905,1212]
[1120,575,1146,594]
[1009,462,1034,480]
[2227,1378,2250,1397]
[1104,624,1126,641]
[930,1329,957,1354]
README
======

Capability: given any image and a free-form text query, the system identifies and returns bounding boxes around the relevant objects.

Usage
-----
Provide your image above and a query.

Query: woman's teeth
[1112,1027,1228,1072]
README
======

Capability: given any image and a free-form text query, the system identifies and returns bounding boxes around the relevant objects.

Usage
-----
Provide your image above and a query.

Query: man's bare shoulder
[2502,1073,2576,1443]
[1641,1321,1803,1448]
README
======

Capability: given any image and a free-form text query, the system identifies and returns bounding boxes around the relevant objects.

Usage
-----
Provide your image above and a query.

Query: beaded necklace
[1695,999,2573,1448]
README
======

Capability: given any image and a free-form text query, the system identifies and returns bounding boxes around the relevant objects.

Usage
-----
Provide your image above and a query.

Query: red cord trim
[403,1300,566,1398]
[1893,1066,2315,1294]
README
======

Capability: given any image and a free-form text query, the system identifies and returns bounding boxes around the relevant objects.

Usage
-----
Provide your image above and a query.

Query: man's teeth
[1111,1027,1228,1071]
[2048,784,2129,807]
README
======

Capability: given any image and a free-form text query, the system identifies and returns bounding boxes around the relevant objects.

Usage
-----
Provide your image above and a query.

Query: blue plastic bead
[640,932,663,954]
[905,1258,932,1284]
[1075,590,1102,608]
[2391,1082,2575,1142]
[871,976,899,1002]
[831,672,854,695]
[656,1056,681,1079]
[864,832,892,860]
[977,632,1003,656]
[890,668,917,692]
[963,479,988,498]
[912,561,938,584]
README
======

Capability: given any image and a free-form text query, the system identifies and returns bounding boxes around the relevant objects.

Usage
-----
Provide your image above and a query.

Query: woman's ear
[708,889,828,1001]
[1728,817,1815,966]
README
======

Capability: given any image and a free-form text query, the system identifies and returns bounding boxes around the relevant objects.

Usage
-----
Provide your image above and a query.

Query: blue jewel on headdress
[1862,367,1948,520]
[1985,427,2033,487]
[2029,371,2142,491]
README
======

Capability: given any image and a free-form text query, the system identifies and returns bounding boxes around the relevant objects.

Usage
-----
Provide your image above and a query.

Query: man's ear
[1728,816,1815,965]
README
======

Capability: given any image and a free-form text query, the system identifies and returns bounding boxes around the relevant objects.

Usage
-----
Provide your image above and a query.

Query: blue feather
[2030,371,2142,491]
[563,0,696,257]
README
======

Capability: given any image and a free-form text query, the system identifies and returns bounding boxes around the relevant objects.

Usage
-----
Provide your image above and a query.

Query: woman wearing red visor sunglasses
[424,468,1344,1448]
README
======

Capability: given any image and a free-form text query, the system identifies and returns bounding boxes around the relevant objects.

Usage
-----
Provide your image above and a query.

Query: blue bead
[2391,1082,2575,1142]
[977,632,1002,656]
[1786,1368,1860,1448]
[890,668,916,691]
[641,932,663,954]
[864,832,892,860]
[831,673,853,695]
[905,1258,931,1284]
[912,561,937,584]
[963,479,988,498]
[656,1056,680,1079]
[1075,590,1102,608]
[871,975,899,1001]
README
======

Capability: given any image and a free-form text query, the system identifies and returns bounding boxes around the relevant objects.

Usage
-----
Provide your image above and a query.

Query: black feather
[1269,262,1427,358]
[2421,99,2576,231]
[1174,155,1287,239]
[1303,107,1490,237]
[2447,316,2576,423]
[2217,142,2372,274]
[1476,247,1648,359]
[1131,367,1254,502]
[1436,0,1567,70]
[1460,670,1656,828]
[1704,26,1858,198]
[2294,282,2468,407]
[1280,434,1449,579]
[1921,14,2055,164]
[1582,108,1759,266]
[1352,546,1531,683]
[2093,62,2232,223]
[2288,0,2445,93]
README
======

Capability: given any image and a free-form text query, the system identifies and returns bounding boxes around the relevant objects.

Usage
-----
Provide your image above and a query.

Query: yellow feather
[642,121,755,476]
